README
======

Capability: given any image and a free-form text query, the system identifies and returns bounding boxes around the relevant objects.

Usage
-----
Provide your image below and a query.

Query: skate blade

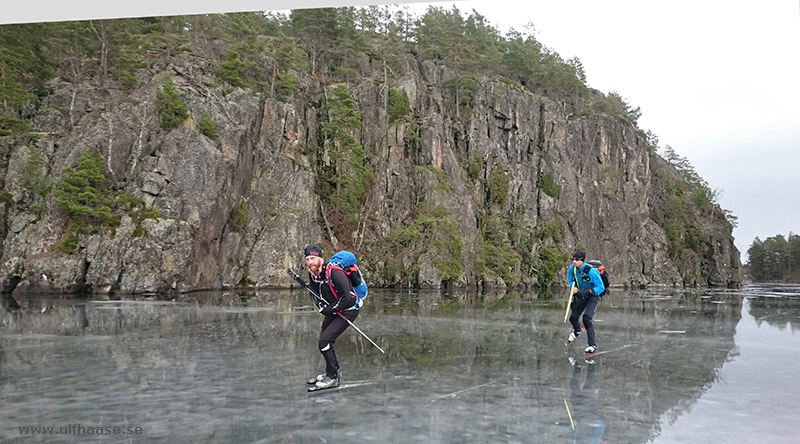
[307,384,340,392]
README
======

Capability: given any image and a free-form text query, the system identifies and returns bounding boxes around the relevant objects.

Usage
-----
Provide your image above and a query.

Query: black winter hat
[572,250,586,261]
[304,244,323,258]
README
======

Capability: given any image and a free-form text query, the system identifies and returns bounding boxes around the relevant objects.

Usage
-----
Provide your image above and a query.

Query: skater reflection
[564,360,606,443]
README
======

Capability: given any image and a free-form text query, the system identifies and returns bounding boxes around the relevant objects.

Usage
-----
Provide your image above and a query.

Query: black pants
[319,309,359,378]
[569,295,600,347]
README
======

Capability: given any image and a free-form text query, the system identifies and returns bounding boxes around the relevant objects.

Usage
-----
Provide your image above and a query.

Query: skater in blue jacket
[566,250,605,355]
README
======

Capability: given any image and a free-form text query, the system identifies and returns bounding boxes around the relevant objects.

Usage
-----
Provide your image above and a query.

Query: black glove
[575,289,592,299]
[320,305,337,316]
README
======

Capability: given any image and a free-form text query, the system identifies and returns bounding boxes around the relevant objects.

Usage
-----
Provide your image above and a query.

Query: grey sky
[6,0,799,261]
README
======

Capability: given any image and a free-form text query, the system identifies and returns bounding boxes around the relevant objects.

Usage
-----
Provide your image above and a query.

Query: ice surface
[1,284,799,443]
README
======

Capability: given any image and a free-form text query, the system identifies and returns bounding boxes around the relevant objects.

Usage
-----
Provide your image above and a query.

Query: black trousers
[319,309,359,378]
[569,295,600,347]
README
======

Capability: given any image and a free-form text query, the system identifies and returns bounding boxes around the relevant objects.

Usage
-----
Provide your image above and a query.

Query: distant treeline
[0,5,642,137]
[747,234,800,282]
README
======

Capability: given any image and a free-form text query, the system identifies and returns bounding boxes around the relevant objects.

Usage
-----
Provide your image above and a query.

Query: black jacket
[308,262,357,313]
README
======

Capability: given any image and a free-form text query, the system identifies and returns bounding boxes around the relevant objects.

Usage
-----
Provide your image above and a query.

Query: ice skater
[566,250,605,355]
[303,244,359,390]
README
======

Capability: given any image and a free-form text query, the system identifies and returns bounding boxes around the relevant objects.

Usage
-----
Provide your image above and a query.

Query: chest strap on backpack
[325,264,344,300]
[325,264,359,310]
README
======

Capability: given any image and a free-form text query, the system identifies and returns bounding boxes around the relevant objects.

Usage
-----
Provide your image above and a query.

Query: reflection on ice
[650,296,800,444]
[0,285,798,443]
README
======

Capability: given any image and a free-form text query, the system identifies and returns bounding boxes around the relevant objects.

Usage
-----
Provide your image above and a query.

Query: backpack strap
[583,262,609,296]
[572,264,590,288]
[325,263,345,300]
[579,263,593,283]
[325,263,357,310]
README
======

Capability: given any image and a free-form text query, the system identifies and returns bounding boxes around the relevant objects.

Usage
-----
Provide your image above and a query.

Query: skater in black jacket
[303,244,358,390]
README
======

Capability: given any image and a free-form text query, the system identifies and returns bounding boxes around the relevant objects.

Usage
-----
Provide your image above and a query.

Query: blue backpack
[329,250,368,309]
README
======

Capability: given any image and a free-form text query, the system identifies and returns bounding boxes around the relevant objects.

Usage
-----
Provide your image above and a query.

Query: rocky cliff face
[0,42,742,297]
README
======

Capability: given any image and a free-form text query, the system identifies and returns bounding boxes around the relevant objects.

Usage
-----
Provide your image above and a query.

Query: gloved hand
[575,289,593,299]
[320,305,337,316]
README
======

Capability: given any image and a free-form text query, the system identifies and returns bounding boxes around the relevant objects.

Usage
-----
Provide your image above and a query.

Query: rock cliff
[0,33,742,296]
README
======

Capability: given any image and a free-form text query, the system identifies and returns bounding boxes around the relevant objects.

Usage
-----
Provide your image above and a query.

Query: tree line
[0,5,643,137]
[747,234,800,282]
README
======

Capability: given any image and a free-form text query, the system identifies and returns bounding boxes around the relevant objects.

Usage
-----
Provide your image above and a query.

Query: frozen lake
[1,284,799,443]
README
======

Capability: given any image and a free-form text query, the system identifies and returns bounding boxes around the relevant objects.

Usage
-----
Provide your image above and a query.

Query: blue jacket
[567,263,605,297]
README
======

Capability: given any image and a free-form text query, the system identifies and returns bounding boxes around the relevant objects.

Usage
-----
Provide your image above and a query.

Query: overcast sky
[5,0,800,260]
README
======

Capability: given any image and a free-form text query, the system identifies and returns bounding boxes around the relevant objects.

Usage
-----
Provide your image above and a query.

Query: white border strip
[2,1,457,25]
